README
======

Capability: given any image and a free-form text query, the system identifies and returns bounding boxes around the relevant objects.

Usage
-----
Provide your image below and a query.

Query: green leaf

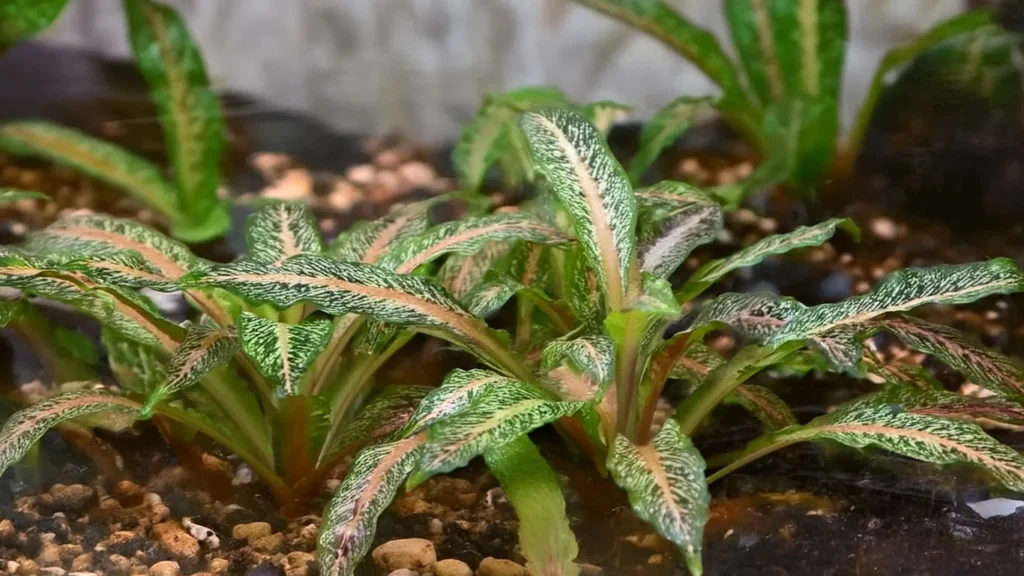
[669,341,725,383]
[454,86,571,191]
[0,121,180,219]
[521,108,637,312]
[0,299,24,328]
[245,202,323,266]
[851,385,1024,428]
[921,24,1024,107]
[123,0,228,236]
[438,241,515,301]
[317,433,427,576]
[635,183,723,279]
[484,436,581,576]
[582,100,631,136]
[319,385,432,466]
[0,188,50,204]
[761,96,838,190]
[849,10,995,154]
[860,342,943,391]
[726,384,797,431]
[628,96,715,183]
[416,382,586,480]
[378,213,571,274]
[327,201,432,264]
[187,255,526,378]
[678,217,859,300]
[566,244,603,329]
[542,335,616,392]
[0,390,140,478]
[689,292,805,342]
[238,312,333,396]
[609,419,709,576]
[767,259,1024,372]
[401,369,520,437]
[25,214,207,279]
[143,323,239,412]
[103,328,168,395]
[876,315,1024,397]
[724,404,1024,492]
[461,273,521,319]
[725,0,785,103]
[0,0,69,47]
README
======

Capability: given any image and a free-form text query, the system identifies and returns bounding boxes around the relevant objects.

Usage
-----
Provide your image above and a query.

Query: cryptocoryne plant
[5,109,1024,576]
[570,0,1021,203]
[0,0,230,242]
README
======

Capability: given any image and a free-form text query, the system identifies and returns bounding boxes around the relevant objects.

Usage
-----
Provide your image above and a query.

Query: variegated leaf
[736,404,1024,491]
[186,255,521,375]
[143,323,239,412]
[689,292,805,342]
[566,244,603,329]
[25,213,207,278]
[438,240,514,300]
[317,433,427,576]
[238,312,333,396]
[327,201,432,264]
[877,314,1024,397]
[861,343,944,391]
[416,382,586,479]
[245,202,323,266]
[726,384,797,431]
[378,213,570,274]
[319,385,432,466]
[635,179,720,210]
[401,369,519,437]
[767,259,1024,368]
[851,385,1024,428]
[0,0,69,47]
[609,419,709,576]
[454,86,570,191]
[638,199,722,280]
[123,0,229,240]
[582,100,631,136]
[0,390,140,478]
[0,188,50,203]
[679,218,859,300]
[484,436,581,576]
[521,108,637,312]
[461,274,520,319]
[0,121,180,218]
[542,335,616,391]
[102,327,168,395]
[628,96,715,183]
[669,341,725,383]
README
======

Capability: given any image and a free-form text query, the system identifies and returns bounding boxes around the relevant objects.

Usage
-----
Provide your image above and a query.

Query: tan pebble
[870,266,885,280]
[16,559,38,576]
[346,164,376,186]
[250,152,292,180]
[283,551,315,576]
[0,519,13,539]
[428,518,444,536]
[716,169,738,186]
[869,217,897,240]
[150,522,199,560]
[732,209,758,225]
[757,217,778,234]
[475,557,526,576]
[325,180,362,213]
[14,198,37,213]
[36,542,61,567]
[17,170,43,189]
[297,523,319,543]
[136,209,156,224]
[231,521,272,543]
[579,563,604,576]
[881,256,901,272]
[251,533,284,554]
[985,310,999,321]
[9,222,27,236]
[201,453,231,475]
[647,554,664,565]
[4,560,17,574]
[855,281,870,294]
[208,558,230,574]
[388,570,417,576]
[397,161,435,188]
[48,484,95,512]
[70,554,92,572]
[373,149,404,169]
[735,161,754,179]
[372,538,437,572]
[374,169,405,192]
[432,558,472,576]
[263,169,313,200]
[149,504,170,524]
[839,253,853,265]
[680,158,700,176]
[148,561,180,576]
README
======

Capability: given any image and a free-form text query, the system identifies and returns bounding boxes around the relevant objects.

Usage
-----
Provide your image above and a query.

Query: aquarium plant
[4,109,1024,575]
[568,0,1021,203]
[0,0,230,242]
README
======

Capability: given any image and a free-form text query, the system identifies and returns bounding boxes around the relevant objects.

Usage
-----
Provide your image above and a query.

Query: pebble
[346,164,377,186]
[232,522,272,543]
[579,564,604,576]
[244,563,285,576]
[71,554,92,572]
[150,522,199,560]
[282,551,315,576]
[36,541,61,566]
[183,518,219,549]
[251,533,284,554]
[68,573,98,576]
[432,558,473,576]
[233,464,254,485]
[148,561,180,576]
[372,538,437,572]
[374,149,404,169]
[39,568,65,576]
[325,181,361,212]
[208,558,230,574]
[263,169,313,200]
[476,558,526,576]
[397,161,436,188]
[388,570,418,576]
[870,217,897,240]
[428,518,444,536]
[48,484,96,511]
[756,217,778,234]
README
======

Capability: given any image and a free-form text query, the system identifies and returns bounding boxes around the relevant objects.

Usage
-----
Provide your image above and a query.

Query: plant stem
[200,369,275,466]
[308,314,361,395]
[615,313,644,438]
[706,431,809,484]
[675,344,798,436]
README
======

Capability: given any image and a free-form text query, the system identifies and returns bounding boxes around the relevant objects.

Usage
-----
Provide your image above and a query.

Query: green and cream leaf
[245,202,323,266]
[628,96,715,183]
[239,312,333,396]
[144,323,239,412]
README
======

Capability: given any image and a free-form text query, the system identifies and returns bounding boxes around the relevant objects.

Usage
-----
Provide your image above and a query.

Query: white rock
[967,498,1024,519]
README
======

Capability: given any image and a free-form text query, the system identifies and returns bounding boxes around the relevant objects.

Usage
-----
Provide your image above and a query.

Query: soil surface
[3,44,1024,576]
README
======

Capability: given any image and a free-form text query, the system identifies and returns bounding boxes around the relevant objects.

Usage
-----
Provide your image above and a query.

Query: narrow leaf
[103,327,168,395]
[521,108,637,312]
[726,384,797,431]
[628,96,715,183]
[0,390,140,478]
[0,121,179,218]
[319,386,431,465]
[689,292,805,342]
[327,200,432,264]
[438,241,514,300]
[542,335,616,390]
[317,434,427,576]
[239,312,333,396]
[725,0,786,103]
[245,202,323,266]
[0,188,51,203]
[582,100,631,136]
[852,385,1024,428]
[484,436,580,576]
[123,0,227,235]
[0,0,69,47]
[144,323,239,412]
[669,341,725,383]
[636,185,723,279]
[609,419,709,575]
[402,369,521,437]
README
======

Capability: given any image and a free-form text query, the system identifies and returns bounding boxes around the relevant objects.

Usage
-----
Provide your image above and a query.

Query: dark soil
[3,42,1024,576]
